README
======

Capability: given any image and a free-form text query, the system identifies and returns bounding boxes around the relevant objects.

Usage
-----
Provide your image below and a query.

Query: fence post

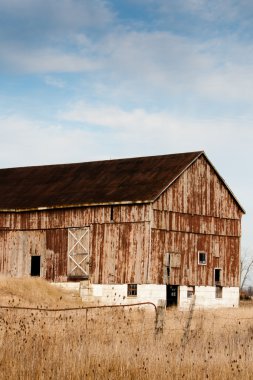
[155,299,166,336]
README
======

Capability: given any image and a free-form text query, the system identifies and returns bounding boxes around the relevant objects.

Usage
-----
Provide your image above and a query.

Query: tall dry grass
[0,278,253,379]
[0,277,83,308]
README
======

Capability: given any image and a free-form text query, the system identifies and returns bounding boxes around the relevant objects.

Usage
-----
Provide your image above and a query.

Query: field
[1,278,253,379]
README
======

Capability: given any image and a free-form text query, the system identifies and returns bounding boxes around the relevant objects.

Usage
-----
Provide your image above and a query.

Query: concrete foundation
[79,282,166,306]
[52,282,240,309]
[179,285,239,309]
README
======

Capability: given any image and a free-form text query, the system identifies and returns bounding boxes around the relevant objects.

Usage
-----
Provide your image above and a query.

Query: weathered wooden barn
[0,151,244,308]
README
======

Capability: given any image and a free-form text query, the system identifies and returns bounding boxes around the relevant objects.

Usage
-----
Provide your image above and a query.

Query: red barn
[0,151,244,308]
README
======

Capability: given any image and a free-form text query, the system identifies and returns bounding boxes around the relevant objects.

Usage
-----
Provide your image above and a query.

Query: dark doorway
[214,268,221,284]
[166,285,178,307]
[31,256,41,276]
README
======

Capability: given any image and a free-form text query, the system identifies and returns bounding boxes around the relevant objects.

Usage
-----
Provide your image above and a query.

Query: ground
[0,278,253,379]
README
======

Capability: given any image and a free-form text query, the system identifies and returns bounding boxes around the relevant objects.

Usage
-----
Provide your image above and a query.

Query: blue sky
[0,0,253,250]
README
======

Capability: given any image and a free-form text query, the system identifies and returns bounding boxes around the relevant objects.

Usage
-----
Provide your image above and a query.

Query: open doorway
[166,285,178,307]
[31,256,41,277]
[214,268,221,284]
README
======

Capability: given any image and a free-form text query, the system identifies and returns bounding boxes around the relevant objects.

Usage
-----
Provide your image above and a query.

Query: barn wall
[0,204,151,283]
[150,230,240,286]
[0,204,150,230]
[90,222,150,284]
[0,229,68,281]
[151,155,242,287]
[153,210,241,237]
[179,286,239,309]
[153,155,242,219]
[0,154,243,292]
[79,283,166,306]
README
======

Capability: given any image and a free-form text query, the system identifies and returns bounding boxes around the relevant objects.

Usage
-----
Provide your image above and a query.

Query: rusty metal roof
[0,151,244,212]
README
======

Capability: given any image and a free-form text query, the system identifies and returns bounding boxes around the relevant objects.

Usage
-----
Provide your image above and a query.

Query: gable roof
[0,151,244,212]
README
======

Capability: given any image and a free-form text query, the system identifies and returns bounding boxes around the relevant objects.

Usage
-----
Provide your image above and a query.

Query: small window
[31,256,41,277]
[187,286,195,298]
[216,285,222,299]
[198,251,207,265]
[127,284,137,297]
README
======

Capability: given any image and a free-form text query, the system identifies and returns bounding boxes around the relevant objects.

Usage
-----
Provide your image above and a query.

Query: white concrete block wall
[53,282,239,309]
[179,286,239,309]
[79,283,166,306]
[134,284,166,305]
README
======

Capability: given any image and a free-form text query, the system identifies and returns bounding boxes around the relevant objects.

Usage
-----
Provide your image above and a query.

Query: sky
[0,0,253,250]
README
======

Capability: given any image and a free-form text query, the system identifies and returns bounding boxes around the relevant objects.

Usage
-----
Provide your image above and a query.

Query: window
[214,268,221,284]
[187,286,195,299]
[198,251,207,265]
[127,284,137,297]
[215,285,222,298]
[31,256,41,277]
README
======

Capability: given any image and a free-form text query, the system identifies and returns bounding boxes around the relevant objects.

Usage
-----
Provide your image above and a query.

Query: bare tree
[240,248,253,290]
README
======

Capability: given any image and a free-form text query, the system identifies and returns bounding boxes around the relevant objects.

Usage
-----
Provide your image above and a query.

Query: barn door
[166,285,178,307]
[68,227,89,279]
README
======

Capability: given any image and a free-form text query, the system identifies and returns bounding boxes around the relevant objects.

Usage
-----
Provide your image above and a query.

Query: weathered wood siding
[153,155,242,219]
[0,204,151,283]
[151,155,242,286]
[0,204,150,230]
[153,211,241,237]
[0,155,243,287]
[150,230,239,286]
[90,222,150,284]
[0,229,68,281]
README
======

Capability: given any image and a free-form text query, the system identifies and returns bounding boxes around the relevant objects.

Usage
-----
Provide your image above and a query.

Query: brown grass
[0,277,83,308]
[1,278,253,379]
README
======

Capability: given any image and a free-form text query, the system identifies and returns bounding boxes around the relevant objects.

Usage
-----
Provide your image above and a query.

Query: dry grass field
[0,278,253,379]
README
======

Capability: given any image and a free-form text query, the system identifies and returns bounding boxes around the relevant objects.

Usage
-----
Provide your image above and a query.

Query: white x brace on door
[67,227,89,278]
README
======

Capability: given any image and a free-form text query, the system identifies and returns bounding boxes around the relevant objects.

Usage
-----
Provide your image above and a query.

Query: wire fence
[1,301,253,340]
[1,302,253,379]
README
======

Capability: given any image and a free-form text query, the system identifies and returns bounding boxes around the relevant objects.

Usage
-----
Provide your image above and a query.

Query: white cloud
[195,63,253,101]
[0,0,114,31]
[1,46,101,73]
[0,116,107,167]
[60,101,253,152]
[96,30,253,105]
[44,76,65,88]
[141,0,252,24]
[3,28,253,107]
[1,0,253,109]
[3,106,253,171]
[174,0,239,21]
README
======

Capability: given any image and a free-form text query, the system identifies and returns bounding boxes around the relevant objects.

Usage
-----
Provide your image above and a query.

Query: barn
[0,151,244,308]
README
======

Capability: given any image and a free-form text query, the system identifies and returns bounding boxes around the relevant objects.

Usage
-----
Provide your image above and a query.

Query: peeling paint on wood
[0,154,243,290]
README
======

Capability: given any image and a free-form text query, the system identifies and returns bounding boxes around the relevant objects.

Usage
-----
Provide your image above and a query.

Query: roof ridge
[0,150,204,171]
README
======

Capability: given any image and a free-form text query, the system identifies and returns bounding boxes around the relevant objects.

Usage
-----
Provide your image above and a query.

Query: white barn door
[67,227,90,278]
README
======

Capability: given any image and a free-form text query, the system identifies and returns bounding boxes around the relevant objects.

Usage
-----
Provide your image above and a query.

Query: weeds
[0,278,253,379]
